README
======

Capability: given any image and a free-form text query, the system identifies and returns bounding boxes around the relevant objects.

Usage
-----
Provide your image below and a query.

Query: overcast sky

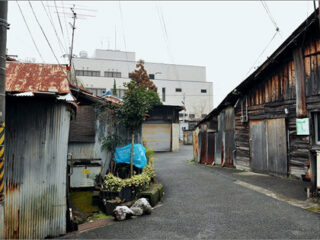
[7,1,317,107]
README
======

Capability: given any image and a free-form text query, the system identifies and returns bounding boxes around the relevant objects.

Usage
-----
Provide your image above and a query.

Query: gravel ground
[64,145,320,239]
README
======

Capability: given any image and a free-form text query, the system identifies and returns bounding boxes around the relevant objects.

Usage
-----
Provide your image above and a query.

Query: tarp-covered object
[114,144,147,169]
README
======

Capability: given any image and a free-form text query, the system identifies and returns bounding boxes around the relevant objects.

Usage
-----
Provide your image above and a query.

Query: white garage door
[142,123,171,152]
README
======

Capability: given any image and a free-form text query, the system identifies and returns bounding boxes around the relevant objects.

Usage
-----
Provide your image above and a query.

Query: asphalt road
[67,145,320,239]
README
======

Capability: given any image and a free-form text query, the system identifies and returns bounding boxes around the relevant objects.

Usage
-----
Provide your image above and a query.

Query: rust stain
[5,62,70,94]
[193,130,199,160]
[5,181,19,194]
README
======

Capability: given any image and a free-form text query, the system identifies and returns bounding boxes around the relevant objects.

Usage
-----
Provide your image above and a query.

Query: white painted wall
[172,123,180,152]
[73,50,213,120]
[94,49,136,61]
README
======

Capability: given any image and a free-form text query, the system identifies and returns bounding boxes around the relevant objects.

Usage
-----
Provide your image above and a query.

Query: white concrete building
[73,49,213,120]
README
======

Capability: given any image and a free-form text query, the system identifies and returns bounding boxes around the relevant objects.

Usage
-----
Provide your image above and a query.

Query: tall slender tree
[112,79,117,96]
[117,60,161,177]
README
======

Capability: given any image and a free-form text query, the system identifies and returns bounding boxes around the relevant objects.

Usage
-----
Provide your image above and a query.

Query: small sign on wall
[296,118,310,135]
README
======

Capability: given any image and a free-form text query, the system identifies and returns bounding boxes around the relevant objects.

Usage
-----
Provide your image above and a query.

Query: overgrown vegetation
[104,161,156,193]
[189,158,195,164]
[112,79,117,96]
[69,191,99,214]
[101,134,122,155]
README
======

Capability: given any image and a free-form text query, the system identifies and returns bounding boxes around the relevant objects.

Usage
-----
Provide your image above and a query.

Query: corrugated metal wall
[5,98,70,239]
[207,131,215,165]
[192,129,199,162]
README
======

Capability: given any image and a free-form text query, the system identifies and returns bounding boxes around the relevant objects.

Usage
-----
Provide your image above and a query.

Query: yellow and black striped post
[0,122,4,201]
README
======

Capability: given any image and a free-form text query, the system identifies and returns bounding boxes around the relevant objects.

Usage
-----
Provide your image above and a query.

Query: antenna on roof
[48,3,96,85]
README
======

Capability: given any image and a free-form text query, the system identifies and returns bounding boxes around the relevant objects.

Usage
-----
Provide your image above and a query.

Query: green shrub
[104,162,156,193]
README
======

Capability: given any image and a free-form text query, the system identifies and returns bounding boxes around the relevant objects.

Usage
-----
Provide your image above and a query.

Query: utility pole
[68,5,77,85]
[69,5,76,68]
[0,1,8,238]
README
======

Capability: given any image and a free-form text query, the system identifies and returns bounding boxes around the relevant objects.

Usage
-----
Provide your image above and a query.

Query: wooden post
[293,47,307,118]
[130,131,135,177]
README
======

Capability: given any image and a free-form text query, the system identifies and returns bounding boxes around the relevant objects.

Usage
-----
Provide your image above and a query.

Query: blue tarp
[114,144,147,169]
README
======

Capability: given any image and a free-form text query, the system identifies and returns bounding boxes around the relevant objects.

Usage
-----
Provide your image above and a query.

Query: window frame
[75,70,100,77]
[104,71,121,78]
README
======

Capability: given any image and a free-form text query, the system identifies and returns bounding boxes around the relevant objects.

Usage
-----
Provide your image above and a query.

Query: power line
[46,0,69,53]
[245,30,279,77]
[155,2,180,81]
[28,1,67,76]
[16,1,45,63]
[118,1,130,73]
[260,0,282,38]
[41,1,67,54]
[54,0,67,48]
[60,0,71,49]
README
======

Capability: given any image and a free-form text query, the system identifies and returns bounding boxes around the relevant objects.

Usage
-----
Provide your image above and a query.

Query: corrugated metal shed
[5,62,70,94]
[5,99,70,239]
[4,62,72,238]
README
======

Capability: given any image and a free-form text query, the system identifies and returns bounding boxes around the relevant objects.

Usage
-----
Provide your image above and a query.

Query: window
[201,89,207,93]
[162,88,166,102]
[149,74,155,79]
[315,113,320,144]
[175,88,182,92]
[75,70,101,77]
[189,114,195,119]
[201,114,207,118]
[104,71,121,78]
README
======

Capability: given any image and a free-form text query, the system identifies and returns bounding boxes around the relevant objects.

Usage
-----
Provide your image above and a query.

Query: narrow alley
[65,145,320,239]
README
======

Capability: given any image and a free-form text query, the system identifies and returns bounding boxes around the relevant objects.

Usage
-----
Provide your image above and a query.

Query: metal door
[215,113,224,165]
[207,132,215,164]
[250,120,268,172]
[266,118,287,175]
[224,130,234,167]
[200,126,208,164]
[142,123,171,151]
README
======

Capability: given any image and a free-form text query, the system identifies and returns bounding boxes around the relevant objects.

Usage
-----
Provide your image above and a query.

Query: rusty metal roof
[101,94,123,105]
[6,62,70,94]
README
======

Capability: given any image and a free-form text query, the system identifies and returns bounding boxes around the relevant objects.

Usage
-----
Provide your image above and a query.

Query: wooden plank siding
[234,37,320,177]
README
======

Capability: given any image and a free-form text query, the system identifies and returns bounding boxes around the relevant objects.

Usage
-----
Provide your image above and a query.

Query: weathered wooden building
[195,10,320,190]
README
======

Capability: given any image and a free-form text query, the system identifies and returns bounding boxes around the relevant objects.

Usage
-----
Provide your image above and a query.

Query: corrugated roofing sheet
[5,62,70,94]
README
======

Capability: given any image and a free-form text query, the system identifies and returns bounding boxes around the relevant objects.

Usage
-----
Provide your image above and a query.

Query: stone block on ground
[130,198,152,215]
[138,183,163,207]
[103,199,119,215]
